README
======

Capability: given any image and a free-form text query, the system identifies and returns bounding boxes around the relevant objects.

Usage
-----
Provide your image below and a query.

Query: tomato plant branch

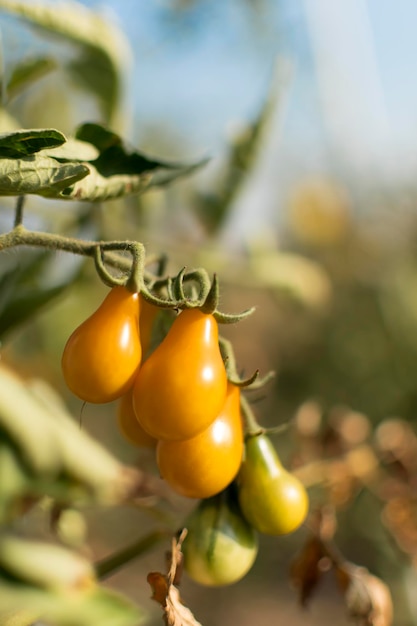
[95,529,169,580]
[0,224,254,316]
[0,225,132,272]
[0,226,180,305]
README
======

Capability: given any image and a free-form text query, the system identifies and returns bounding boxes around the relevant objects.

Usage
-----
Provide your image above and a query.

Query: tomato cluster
[61,285,309,587]
[61,287,242,499]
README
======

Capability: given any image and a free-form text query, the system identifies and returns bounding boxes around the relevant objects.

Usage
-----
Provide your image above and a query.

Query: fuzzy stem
[240,394,264,437]
[0,226,152,286]
[125,242,146,293]
[93,244,126,287]
[219,337,238,379]
[181,268,212,308]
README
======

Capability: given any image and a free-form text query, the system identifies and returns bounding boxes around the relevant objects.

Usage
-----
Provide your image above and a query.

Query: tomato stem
[219,337,239,379]
[95,530,169,580]
[93,244,126,287]
[0,224,254,318]
[125,241,146,293]
[240,394,264,437]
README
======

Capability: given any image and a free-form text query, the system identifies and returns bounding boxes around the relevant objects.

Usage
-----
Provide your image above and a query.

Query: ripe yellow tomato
[238,433,309,535]
[132,308,227,441]
[117,388,157,448]
[156,383,243,498]
[182,489,258,586]
[61,286,142,404]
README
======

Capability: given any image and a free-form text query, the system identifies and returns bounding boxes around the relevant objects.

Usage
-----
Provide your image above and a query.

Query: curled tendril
[179,268,212,309]
[144,267,212,310]
[219,337,274,391]
[242,370,276,391]
[93,241,147,292]
[227,369,261,389]
[214,307,256,324]
[93,244,126,288]
[93,240,255,322]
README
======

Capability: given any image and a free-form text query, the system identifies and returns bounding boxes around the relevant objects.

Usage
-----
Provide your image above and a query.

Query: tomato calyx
[91,242,254,323]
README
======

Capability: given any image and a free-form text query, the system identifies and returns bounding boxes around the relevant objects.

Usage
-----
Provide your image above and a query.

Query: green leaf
[0,534,95,591]
[39,137,100,162]
[0,124,205,201]
[76,122,173,173]
[0,154,88,195]
[0,575,143,626]
[0,129,66,158]
[6,56,57,101]
[0,0,131,126]
[0,364,140,516]
[59,162,152,201]
[51,122,208,201]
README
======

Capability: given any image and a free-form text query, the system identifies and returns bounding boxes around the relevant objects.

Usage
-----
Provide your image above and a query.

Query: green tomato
[182,489,258,586]
[238,433,309,535]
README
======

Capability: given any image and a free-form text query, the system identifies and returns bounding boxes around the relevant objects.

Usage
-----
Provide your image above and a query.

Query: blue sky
[72,0,417,244]
[82,0,417,172]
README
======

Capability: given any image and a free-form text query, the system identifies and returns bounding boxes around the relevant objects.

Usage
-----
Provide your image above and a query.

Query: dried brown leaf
[147,531,203,626]
[336,563,393,626]
[375,419,417,479]
[290,536,327,606]
[382,496,417,561]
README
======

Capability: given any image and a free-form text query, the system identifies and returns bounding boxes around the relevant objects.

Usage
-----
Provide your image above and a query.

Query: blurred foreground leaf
[0,363,142,522]
[6,56,58,101]
[250,250,332,311]
[0,250,80,339]
[0,571,142,626]
[0,0,131,126]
